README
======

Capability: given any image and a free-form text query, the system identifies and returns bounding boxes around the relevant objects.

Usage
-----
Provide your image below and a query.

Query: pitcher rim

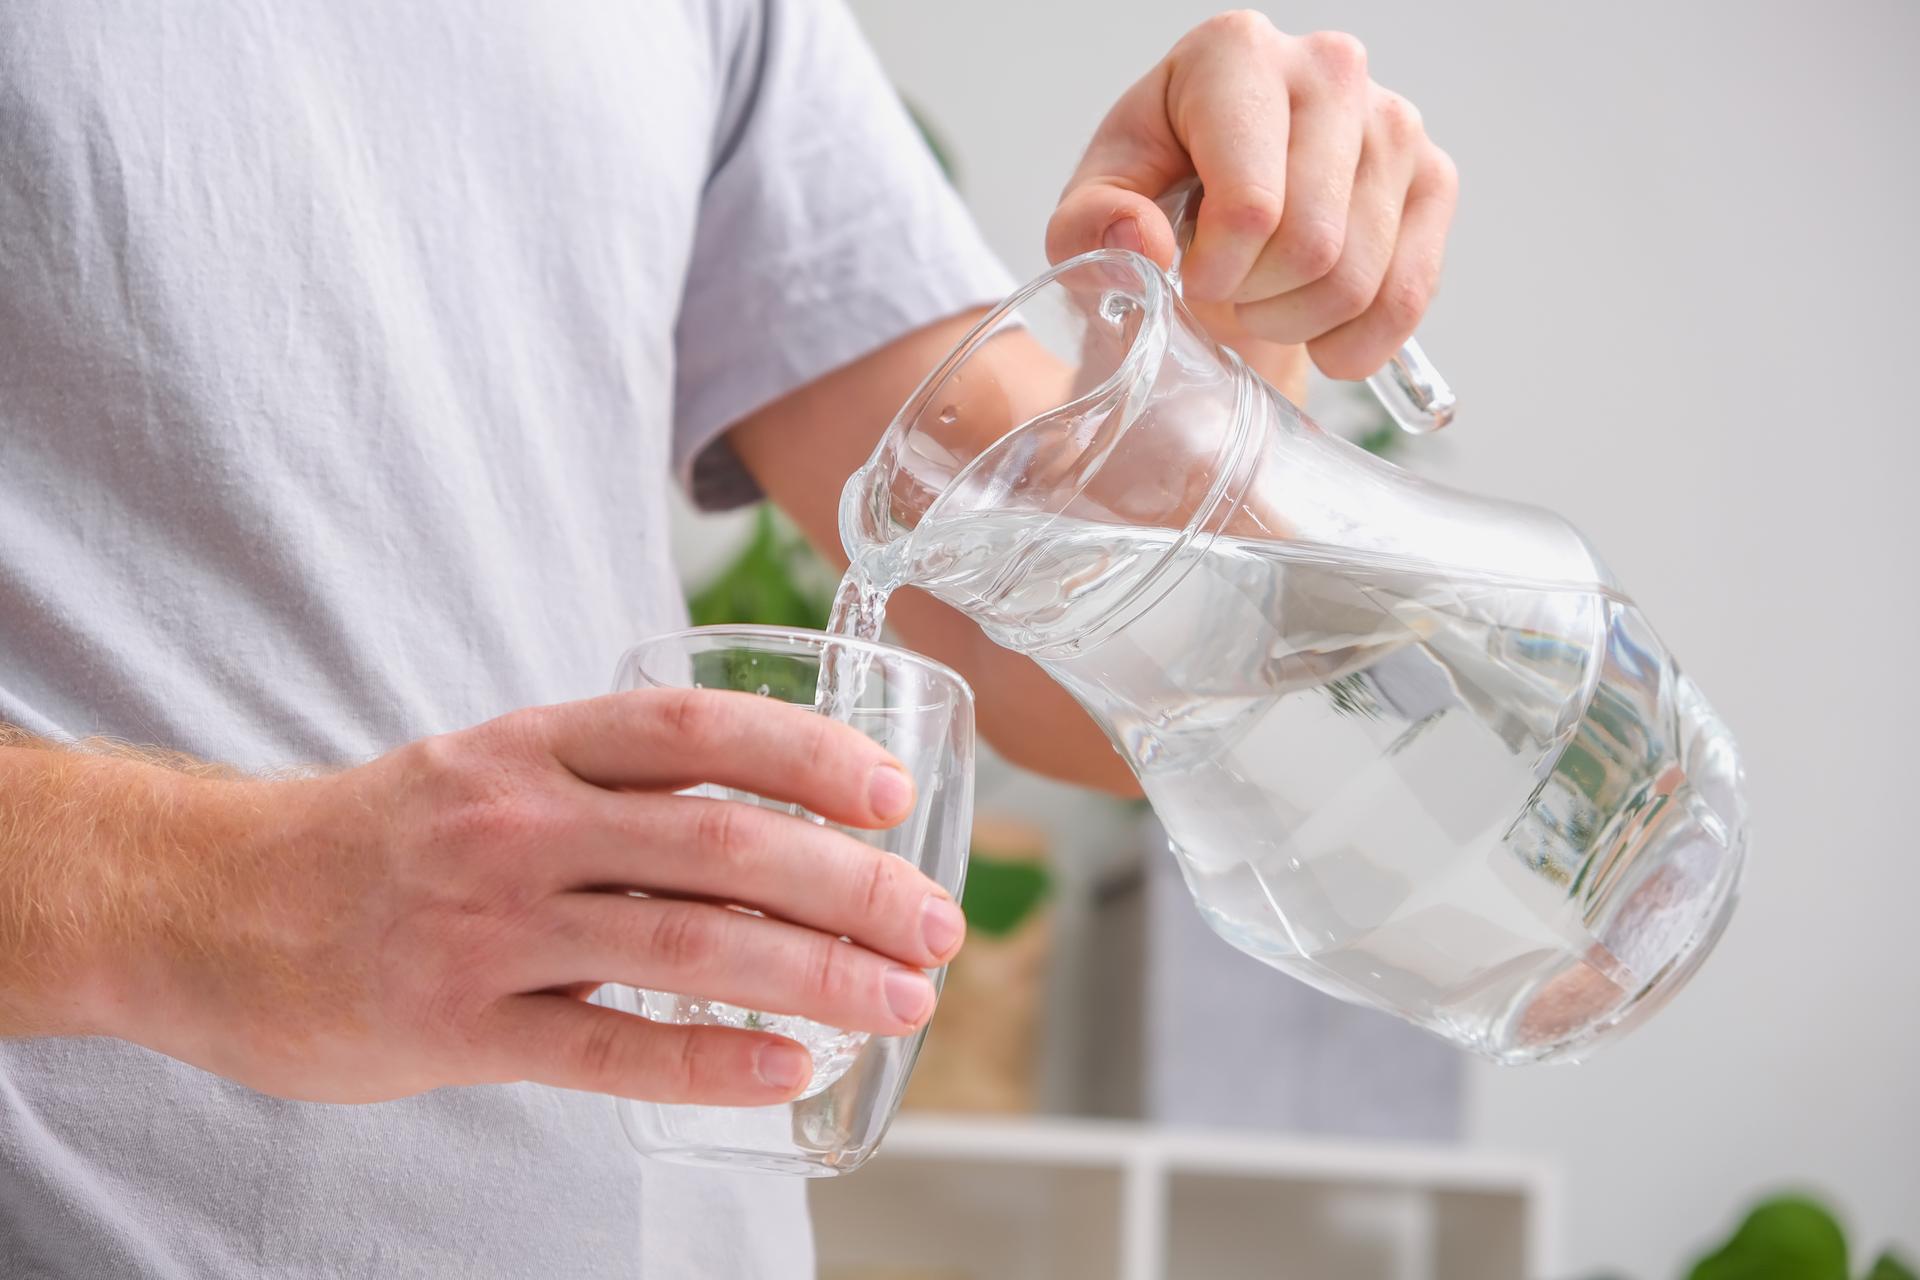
[841,248,1177,558]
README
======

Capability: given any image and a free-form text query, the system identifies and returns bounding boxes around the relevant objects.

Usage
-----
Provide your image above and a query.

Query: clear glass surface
[605,625,974,1176]
[836,248,1747,1064]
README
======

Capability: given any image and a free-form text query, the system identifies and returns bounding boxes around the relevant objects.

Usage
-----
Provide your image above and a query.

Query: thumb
[1045,183,1180,269]
[1044,64,1190,268]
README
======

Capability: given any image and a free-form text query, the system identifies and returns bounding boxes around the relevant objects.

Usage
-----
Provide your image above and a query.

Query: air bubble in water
[936,404,959,425]
[755,683,771,696]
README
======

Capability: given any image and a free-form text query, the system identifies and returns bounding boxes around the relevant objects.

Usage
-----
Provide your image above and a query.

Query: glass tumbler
[602,625,974,1176]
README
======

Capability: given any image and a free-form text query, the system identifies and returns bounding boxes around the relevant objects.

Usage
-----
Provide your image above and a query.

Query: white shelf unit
[811,1115,1558,1280]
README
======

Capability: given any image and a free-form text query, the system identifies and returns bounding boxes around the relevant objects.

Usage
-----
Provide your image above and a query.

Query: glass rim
[619,623,974,705]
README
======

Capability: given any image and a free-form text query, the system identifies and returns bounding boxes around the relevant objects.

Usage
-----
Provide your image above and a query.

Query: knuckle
[575,1014,628,1089]
[856,852,899,923]
[1378,273,1430,333]
[419,965,489,1036]
[408,727,551,853]
[1374,91,1424,144]
[407,730,467,785]
[647,902,720,974]
[474,707,550,766]
[1217,183,1285,239]
[1321,265,1377,322]
[1284,220,1345,280]
[662,687,728,753]
[693,799,757,868]
[670,1030,707,1097]
[1200,9,1276,44]
[456,866,545,926]
[1303,30,1368,81]
[806,936,859,1007]
[1427,147,1461,200]
[437,785,547,858]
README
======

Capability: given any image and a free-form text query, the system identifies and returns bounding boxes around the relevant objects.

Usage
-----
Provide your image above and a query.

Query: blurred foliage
[904,98,956,187]
[961,854,1051,937]
[1871,1255,1920,1280]
[1687,1197,1851,1280]
[1583,1196,1914,1280]
[1354,420,1405,458]
[687,506,833,633]
[689,646,818,706]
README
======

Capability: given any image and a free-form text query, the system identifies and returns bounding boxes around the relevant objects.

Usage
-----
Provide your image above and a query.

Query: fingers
[1180,28,1368,304]
[1045,63,1189,268]
[1054,15,1453,363]
[533,689,916,829]
[1047,13,1454,380]
[522,895,940,1038]
[556,791,964,969]
[483,994,814,1104]
[1155,17,1302,299]
[1307,147,1457,380]
[1232,89,1421,342]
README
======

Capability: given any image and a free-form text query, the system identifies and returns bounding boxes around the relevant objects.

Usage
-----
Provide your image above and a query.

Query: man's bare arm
[0,730,252,1039]
[0,698,965,1100]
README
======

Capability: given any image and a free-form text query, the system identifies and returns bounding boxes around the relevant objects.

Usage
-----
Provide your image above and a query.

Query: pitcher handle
[1155,178,1455,435]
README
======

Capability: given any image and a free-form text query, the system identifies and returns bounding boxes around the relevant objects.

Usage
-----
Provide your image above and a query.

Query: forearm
[0,731,263,1039]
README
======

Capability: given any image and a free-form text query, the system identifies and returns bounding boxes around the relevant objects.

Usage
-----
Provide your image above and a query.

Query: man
[0,3,1454,1275]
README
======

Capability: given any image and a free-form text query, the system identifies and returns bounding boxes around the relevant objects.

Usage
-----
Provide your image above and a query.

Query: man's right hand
[17,690,964,1106]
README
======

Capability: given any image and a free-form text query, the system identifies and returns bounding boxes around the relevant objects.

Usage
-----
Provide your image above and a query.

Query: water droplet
[755,683,771,696]
[936,404,959,425]
[693,681,704,689]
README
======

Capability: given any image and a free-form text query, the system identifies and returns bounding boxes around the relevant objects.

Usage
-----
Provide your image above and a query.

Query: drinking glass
[602,625,973,1176]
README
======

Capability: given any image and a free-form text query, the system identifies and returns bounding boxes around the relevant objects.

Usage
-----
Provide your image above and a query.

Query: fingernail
[884,966,936,1026]
[755,1042,810,1092]
[920,894,965,961]
[868,764,915,822]
[1102,217,1146,254]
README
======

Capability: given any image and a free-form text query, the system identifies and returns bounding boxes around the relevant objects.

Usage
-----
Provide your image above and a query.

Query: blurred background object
[903,818,1053,1114]
[669,2,1920,1275]
[1672,1196,1914,1280]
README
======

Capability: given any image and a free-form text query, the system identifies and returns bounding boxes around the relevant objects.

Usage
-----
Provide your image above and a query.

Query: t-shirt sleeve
[672,0,1015,511]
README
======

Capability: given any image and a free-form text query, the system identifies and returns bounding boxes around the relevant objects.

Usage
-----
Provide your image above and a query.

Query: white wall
[846,2,1920,1275]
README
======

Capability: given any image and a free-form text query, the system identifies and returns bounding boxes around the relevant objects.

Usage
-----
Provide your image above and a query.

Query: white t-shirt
[0,2,1009,1275]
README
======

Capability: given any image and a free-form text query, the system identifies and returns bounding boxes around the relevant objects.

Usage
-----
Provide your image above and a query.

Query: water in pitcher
[837,509,1744,1063]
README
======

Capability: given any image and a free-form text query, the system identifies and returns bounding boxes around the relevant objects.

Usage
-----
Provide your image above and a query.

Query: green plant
[686,506,833,633]
[959,853,1051,938]
[904,98,956,188]
[1684,1197,1914,1280]
[1585,1196,1916,1280]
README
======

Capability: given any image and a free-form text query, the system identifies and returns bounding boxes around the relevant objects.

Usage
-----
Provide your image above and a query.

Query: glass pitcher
[836,185,1747,1065]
